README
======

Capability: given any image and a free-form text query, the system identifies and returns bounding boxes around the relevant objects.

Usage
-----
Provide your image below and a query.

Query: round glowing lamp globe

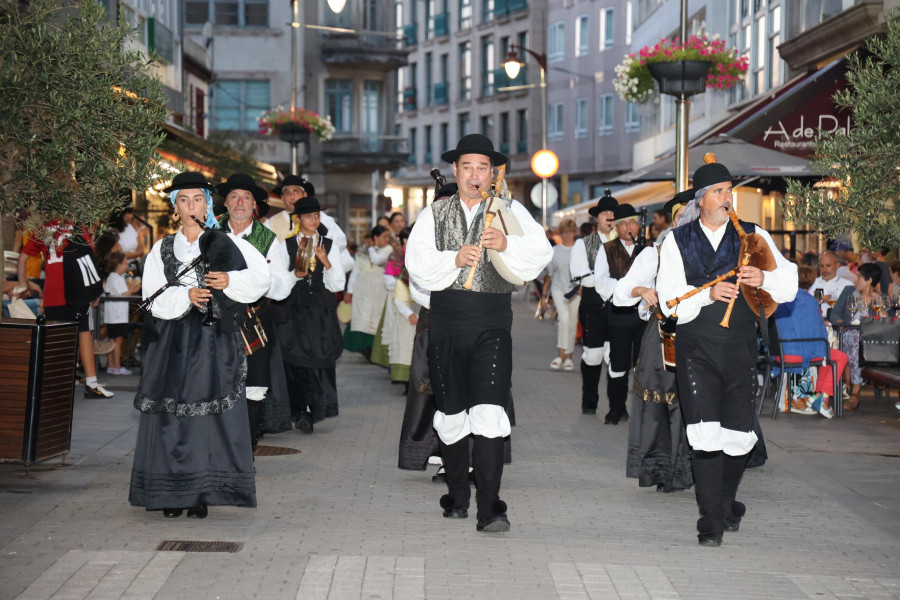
[531,149,559,179]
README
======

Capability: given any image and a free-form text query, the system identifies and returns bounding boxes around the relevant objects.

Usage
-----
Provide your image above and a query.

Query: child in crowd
[102,251,140,375]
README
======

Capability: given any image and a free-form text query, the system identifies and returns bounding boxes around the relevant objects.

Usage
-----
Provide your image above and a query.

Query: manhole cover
[254,445,301,456]
[157,540,243,553]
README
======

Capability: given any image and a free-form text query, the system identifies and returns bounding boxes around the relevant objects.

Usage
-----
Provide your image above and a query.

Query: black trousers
[606,318,644,416]
[578,287,609,348]
[284,363,338,423]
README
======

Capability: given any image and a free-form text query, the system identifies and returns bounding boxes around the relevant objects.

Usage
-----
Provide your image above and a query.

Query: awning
[608,135,813,184]
[551,181,676,226]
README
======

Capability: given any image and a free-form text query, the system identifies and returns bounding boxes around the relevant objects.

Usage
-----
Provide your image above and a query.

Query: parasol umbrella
[608,134,814,183]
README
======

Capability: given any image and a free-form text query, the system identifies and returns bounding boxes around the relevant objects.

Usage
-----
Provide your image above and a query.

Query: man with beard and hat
[266,175,354,273]
[570,190,618,416]
[592,203,644,425]
[216,173,295,445]
[406,133,552,533]
[276,196,346,433]
[657,161,796,546]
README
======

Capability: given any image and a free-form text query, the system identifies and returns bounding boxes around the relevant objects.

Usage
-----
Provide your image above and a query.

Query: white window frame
[548,102,565,138]
[597,93,614,135]
[574,98,588,138]
[575,15,589,57]
[599,7,614,51]
[625,102,639,132]
[548,21,565,62]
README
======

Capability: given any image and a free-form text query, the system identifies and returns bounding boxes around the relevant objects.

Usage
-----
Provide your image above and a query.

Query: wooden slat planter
[0,318,78,463]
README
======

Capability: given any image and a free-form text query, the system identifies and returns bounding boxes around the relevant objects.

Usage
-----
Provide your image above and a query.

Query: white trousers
[551,289,581,355]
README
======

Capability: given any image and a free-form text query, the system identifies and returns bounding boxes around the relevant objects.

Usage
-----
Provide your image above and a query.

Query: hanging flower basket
[258,107,336,142]
[613,35,749,104]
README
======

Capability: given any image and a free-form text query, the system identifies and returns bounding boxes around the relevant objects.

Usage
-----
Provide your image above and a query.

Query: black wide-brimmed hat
[588,189,619,217]
[163,171,217,193]
[613,203,638,222]
[663,188,694,220]
[692,162,735,190]
[272,175,315,198]
[291,196,322,216]
[217,173,271,218]
[440,133,508,166]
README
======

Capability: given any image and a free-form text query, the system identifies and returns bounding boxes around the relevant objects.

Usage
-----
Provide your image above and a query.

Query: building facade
[187,0,409,245]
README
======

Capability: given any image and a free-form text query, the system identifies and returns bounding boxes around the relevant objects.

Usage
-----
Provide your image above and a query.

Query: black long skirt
[626,319,692,492]
[129,313,256,510]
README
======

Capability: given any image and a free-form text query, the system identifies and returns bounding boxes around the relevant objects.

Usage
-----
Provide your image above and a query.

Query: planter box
[649,60,711,97]
[0,318,78,463]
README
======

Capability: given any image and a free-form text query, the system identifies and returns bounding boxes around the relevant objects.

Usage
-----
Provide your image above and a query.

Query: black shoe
[698,532,723,546]
[582,408,597,415]
[724,520,740,532]
[476,514,510,533]
[604,413,620,425]
[186,505,208,519]
[295,415,314,434]
[431,466,447,483]
[620,409,629,422]
[163,508,183,518]
[443,507,468,519]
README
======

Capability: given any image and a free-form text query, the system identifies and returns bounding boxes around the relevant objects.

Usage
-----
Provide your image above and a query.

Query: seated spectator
[773,266,848,418]
[799,250,818,273]
[888,260,900,305]
[811,250,854,315]
[835,250,856,281]
[831,263,882,411]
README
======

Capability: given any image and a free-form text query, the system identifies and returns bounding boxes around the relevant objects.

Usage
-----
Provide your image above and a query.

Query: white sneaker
[116,367,133,376]
[562,358,575,371]
[106,367,120,375]
[85,383,114,398]
[550,357,562,370]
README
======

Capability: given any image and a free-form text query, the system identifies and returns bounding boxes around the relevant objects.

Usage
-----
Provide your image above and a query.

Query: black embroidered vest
[284,234,335,306]
[583,233,603,286]
[604,239,641,322]
[672,219,757,340]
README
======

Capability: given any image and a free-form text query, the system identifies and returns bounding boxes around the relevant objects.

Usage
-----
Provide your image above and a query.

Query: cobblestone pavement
[2,297,899,599]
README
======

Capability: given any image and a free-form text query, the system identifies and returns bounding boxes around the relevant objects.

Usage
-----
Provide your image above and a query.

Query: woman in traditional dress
[387,226,418,388]
[369,231,396,368]
[129,172,270,519]
[276,196,346,433]
[344,225,391,355]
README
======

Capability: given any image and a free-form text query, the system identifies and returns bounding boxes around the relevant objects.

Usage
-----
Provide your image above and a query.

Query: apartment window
[440,122,449,154]
[459,0,472,29]
[516,109,527,153]
[185,0,267,26]
[212,79,269,131]
[483,0,494,23]
[325,79,353,133]
[500,112,510,150]
[459,42,472,101]
[768,5,782,90]
[363,0,379,30]
[362,80,381,138]
[548,22,564,62]
[597,93,613,135]
[548,102,564,138]
[323,0,352,28]
[425,52,433,106]
[599,7,614,50]
[409,127,417,164]
[625,102,640,132]
[574,98,587,138]
[459,112,470,137]
[424,125,433,163]
[481,36,494,98]
[480,115,493,139]
[425,0,434,40]
[575,15,589,57]
[754,13,766,94]
[410,63,418,108]
[396,66,405,111]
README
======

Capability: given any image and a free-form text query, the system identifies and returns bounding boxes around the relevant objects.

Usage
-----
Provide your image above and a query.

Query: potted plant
[614,35,749,103]
[258,107,337,143]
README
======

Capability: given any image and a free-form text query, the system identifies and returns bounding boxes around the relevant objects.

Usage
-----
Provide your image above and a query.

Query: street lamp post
[289,0,347,175]
[502,44,550,228]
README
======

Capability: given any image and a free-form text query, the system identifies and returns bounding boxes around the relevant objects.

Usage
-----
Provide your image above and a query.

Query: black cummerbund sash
[430,289,512,340]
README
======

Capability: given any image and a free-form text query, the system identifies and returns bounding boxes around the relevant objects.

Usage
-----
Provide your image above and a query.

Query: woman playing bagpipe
[129,172,271,519]
[275,196,346,434]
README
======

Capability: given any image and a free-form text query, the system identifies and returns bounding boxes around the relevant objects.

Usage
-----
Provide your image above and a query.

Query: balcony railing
[494,0,508,17]
[402,23,417,46]
[403,87,417,111]
[499,142,510,156]
[321,32,408,71]
[493,66,527,93]
[322,135,411,171]
[507,0,527,12]
[434,12,449,37]
[434,81,449,105]
[516,139,527,155]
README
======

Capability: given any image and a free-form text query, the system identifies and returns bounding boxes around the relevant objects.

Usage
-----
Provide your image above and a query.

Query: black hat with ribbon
[663,188,694,221]
[613,203,638,223]
[440,133,508,166]
[216,173,271,218]
[588,189,619,217]
[272,174,315,198]
[692,162,735,190]
[163,171,217,193]
[291,196,322,216]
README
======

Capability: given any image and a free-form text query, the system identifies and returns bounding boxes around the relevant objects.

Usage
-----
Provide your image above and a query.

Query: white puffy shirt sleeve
[569,238,590,278]
[369,245,392,266]
[323,241,347,293]
[265,238,294,301]
[592,245,618,301]
[499,200,553,282]
[142,239,192,320]
[613,246,658,308]
[405,204,462,291]
[409,277,431,309]
[756,228,799,303]
[222,236,271,304]
[657,232,713,322]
